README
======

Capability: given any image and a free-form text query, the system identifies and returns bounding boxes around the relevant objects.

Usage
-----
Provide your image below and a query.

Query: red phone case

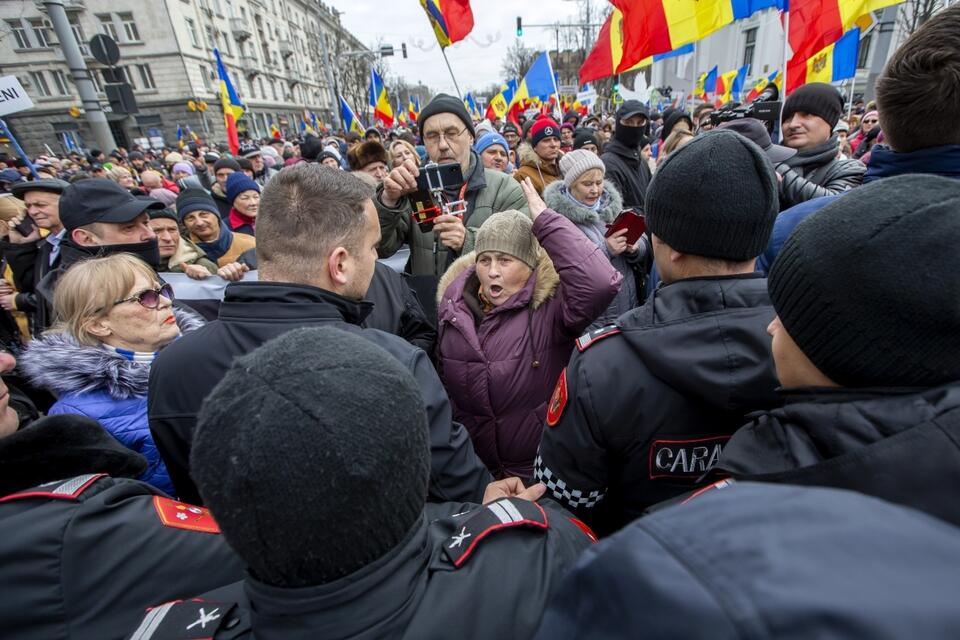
[605,210,646,245]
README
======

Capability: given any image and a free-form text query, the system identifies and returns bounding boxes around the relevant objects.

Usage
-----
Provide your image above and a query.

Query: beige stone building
[0,0,366,155]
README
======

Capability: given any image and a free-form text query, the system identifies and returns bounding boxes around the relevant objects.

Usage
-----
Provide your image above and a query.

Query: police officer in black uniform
[128,327,594,640]
[535,130,782,536]
[0,352,243,640]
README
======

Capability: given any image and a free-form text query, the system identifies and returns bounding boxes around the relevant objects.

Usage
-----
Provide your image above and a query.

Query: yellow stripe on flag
[805,43,836,84]
[661,0,735,48]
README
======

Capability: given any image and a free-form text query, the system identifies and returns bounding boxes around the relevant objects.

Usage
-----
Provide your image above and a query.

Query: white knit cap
[560,149,606,187]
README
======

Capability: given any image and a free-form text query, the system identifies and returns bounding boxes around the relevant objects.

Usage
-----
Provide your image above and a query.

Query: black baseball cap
[718,118,797,164]
[617,100,649,121]
[10,178,70,199]
[59,178,166,231]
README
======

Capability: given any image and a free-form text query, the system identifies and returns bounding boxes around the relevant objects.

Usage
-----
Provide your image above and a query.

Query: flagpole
[847,79,854,120]
[689,42,699,115]
[781,9,791,97]
[544,49,562,120]
[441,48,464,100]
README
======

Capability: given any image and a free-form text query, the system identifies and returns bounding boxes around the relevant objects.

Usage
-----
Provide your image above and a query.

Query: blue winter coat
[19,308,204,496]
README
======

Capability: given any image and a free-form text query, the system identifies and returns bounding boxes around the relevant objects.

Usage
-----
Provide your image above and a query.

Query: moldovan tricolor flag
[787,27,860,93]
[214,48,244,155]
[420,0,474,48]
[744,69,782,101]
[789,0,902,62]
[612,0,783,74]
[579,8,696,84]
[340,95,364,134]
[408,96,420,123]
[695,66,718,101]
[369,69,395,127]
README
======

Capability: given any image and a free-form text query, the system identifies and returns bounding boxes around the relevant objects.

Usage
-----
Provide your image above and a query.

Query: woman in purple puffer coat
[436,178,621,481]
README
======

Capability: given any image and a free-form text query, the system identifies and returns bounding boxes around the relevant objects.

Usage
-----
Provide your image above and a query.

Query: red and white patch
[546,369,568,427]
[153,496,221,534]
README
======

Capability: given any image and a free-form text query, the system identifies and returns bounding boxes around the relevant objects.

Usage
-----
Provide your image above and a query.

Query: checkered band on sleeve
[534,455,605,509]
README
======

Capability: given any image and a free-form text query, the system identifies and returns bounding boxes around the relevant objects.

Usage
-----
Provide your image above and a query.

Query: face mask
[95,239,162,271]
[614,121,649,150]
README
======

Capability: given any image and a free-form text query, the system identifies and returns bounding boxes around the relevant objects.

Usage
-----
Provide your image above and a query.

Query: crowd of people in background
[1,5,960,639]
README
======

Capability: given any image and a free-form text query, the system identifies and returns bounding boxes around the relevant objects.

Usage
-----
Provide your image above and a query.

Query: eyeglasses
[423,126,467,144]
[863,119,878,124]
[114,284,175,309]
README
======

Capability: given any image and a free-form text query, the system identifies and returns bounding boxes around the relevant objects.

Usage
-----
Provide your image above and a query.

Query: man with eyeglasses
[376,94,527,277]
[774,83,865,209]
[1,179,70,335]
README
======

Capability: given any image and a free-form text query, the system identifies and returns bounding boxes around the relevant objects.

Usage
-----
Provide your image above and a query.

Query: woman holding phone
[544,149,647,328]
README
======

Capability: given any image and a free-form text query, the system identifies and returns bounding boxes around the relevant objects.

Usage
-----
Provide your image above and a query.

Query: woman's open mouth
[488,284,504,297]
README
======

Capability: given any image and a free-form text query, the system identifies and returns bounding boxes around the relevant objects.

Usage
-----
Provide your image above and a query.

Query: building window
[270,78,278,100]
[137,64,156,89]
[120,65,137,90]
[211,0,223,15]
[89,69,103,92]
[857,33,872,69]
[69,19,89,56]
[7,20,30,49]
[219,30,232,56]
[97,14,119,40]
[206,25,215,49]
[28,18,53,48]
[29,71,51,97]
[225,0,235,17]
[248,77,256,99]
[201,65,212,90]
[742,27,758,70]
[119,13,140,42]
[51,69,71,95]
[185,18,199,47]
[258,77,266,99]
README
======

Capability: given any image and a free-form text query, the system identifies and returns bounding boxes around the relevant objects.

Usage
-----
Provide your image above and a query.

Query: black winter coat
[712,382,960,527]
[600,138,651,210]
[775,134,866,209]
[535,274,780,535]
[0,414,243,640]
[2,234,61,336]
[148,281,490,506]
[124,498,595,640]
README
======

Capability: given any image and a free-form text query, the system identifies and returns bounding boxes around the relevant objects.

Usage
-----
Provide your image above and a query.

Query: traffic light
[516,17,523,37]
[402,43,407,59]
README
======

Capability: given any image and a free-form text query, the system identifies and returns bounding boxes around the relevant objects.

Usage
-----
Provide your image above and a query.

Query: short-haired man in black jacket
[149,164,492,506]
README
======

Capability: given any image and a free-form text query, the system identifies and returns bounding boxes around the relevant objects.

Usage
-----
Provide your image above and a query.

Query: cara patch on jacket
[546,369,568,427]
[649,435,730,480]
[153,496,221,533]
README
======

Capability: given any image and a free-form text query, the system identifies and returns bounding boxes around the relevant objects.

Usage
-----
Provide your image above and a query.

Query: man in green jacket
[378,94,528,277]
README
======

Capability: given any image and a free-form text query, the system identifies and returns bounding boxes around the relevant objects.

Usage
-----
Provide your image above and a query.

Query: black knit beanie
[418,93,476,139]
[781,83,844,130]
[646,129,778,261]
[212,157,241,173]
[768,174,960,388]
[191,326,430,588]
[660,110,694,142]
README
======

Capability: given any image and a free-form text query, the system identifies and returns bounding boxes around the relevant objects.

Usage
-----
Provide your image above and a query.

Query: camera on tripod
[709,84,782,127]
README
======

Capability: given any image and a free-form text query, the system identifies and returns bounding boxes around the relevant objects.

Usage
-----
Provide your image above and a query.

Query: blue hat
[0,168,22,185]
[225,172,260,206]
[474,132,509,155]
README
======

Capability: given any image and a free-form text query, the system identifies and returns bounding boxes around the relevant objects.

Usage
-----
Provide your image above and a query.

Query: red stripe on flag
[612,0,672,74]
[789,0,844,62]
[224,114,239,155]
[579,13,615,85]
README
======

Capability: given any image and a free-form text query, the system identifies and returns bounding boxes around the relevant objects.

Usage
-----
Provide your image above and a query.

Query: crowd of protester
[1,5,960,638]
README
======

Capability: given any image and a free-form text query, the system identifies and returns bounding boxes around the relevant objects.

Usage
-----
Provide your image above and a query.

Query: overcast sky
[328,0,598,96]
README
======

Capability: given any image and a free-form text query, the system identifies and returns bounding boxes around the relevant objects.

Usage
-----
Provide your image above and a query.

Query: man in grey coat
[377,94,528,277]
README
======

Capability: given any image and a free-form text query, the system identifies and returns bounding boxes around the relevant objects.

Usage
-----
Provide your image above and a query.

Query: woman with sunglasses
[18,253,204,495]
